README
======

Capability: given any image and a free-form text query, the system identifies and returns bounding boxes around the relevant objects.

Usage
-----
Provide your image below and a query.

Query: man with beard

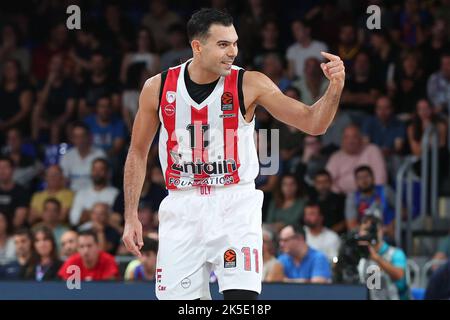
[69,158,118,227]
[345,165,395,237]
[303,201,341,262]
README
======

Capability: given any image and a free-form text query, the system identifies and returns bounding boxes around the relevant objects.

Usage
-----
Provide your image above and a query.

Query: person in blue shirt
[84,95,127,157]
[362,96,406,155]
[277,224,332,283]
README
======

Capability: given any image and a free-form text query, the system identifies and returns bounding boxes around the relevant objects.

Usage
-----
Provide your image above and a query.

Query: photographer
[356,215,409,300]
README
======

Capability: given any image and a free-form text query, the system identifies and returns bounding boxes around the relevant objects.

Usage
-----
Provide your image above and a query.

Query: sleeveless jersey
[158,60,259,190]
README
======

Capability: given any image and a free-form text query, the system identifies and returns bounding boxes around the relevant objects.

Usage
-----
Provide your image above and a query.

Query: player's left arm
[249,52,345,136]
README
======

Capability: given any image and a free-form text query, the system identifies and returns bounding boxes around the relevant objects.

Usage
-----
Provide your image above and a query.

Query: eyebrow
[216,39,239,44]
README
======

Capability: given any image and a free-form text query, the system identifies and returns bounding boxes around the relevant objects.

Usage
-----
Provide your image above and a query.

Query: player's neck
[187,59,220,84]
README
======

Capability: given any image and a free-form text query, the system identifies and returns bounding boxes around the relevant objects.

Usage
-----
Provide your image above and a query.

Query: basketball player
[122,8,345,300]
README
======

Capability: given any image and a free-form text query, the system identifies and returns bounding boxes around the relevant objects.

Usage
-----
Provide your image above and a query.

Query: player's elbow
[302,123,327,136]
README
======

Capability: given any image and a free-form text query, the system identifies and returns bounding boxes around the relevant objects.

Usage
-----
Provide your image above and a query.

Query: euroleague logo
[224,249,236,268]
[164,104,175,116]
[221,92,233,111]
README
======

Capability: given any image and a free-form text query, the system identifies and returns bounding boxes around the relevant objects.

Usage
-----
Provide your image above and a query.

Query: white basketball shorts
[155,182,264,300]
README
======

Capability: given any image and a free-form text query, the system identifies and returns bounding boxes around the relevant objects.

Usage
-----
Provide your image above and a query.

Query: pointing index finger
[321,51,341,61]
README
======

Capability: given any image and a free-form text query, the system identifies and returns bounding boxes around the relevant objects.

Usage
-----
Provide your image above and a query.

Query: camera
[333,217,379,284]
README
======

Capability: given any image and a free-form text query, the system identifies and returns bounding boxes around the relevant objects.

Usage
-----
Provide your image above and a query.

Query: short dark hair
[361,214,382,228]
[304,200,324,216]
[314,169,331,180]
[0,156,14,168]
[141,237,158,254]
[354,165,374,177]
[43,198,62,211]
[78,229,99,243]
[92,158,109,170]
[71,121,91,134]
[187,8,233,42]
[14,227,33,240]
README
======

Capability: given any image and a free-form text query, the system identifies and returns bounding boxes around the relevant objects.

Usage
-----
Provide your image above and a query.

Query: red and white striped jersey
[158,60,259,190]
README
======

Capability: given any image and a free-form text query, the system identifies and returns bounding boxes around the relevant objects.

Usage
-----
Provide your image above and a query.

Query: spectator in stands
[326,125,387,194]
[120,27,160,85]
[0,156,29,230]
[362,96,406,182]
[389,50,427,118]
[69,158,119,226]
[0,24,31,74]
[60,122,106,192]
[278,224,331,283]
[421,19,450,77]
[78,51,120,118]
[252,19,284,70]
[0,228,33,279]
[2,127,43,189]
[357,215,408,300]
[286,19,328,80]
[58,230,119,281]
[0,59,32,139]
[29,165,73,224]
[160,24,192,71]
[262,228,284,282]
[398,0,430,48]
[31,54,77,144]
[345,166,395,238]
[292,57,327,106]
[336,24,361,73]
[261,53,291,92]
[427,52,450,114]
[31,22,69,82]
[431,230,450,265]
[124,237,158,281]
[23,226,62,281]
[425,259,450,300]
[70,28,101,74]
[303,201,341,261]
[308,170,346,234]
[341,51,381,116]
[293,135,328,189]
[0,211,15,265]
[78,203,121,255]
[141,0,182,53]
[369,31,397,87]
[407,99,448,178]
[362,96,406,157]
[32,198,69,252]
[60,230,78,260]
[266,174,306,234]
[84,95,127,156]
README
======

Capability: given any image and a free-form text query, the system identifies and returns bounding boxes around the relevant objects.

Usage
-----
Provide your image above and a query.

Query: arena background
[0,0,449,300]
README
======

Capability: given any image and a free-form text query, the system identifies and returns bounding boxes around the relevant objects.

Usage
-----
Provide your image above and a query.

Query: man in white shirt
[69,158,118,226]
[303,201,341,261]
[60,122,106,192]
[286,19,328,80]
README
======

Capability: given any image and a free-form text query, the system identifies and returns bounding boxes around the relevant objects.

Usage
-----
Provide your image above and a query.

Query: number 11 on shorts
[241,247,259,273]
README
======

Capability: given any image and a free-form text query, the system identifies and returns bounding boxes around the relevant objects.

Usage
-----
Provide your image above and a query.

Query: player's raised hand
[122,217,144,257]
[320,52,345,85]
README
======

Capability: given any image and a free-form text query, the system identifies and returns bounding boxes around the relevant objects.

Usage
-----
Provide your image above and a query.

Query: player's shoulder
[142,73,162,92]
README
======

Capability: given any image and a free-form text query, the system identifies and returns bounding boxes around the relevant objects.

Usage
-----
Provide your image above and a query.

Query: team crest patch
[221,92,233,111]
[166,91,176,103]
[164,104,175,116]
[224,249,237,268]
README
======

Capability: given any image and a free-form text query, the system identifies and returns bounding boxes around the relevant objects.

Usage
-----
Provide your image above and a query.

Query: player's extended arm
[122,74,161,257]
[250,52,345,135]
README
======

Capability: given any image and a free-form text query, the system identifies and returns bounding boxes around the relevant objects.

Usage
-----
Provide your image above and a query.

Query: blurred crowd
[0,0,450,299]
